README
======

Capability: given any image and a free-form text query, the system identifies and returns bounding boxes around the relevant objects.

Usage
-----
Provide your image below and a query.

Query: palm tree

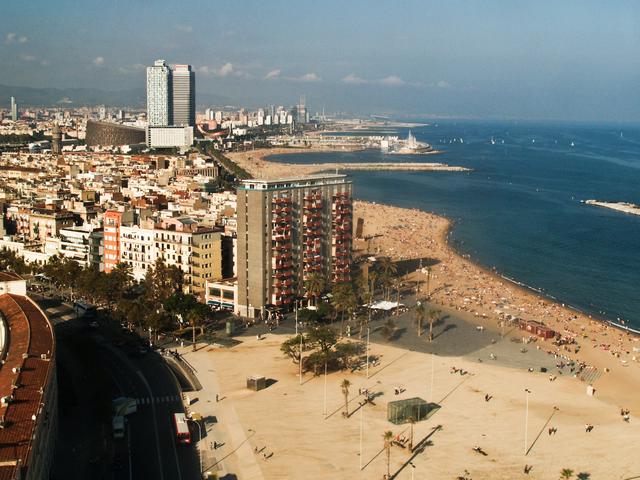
[560,469,574,480]
[383,430,394,478]
[407,416,415,452]
[187,309,201,351]
[414,301,426,336]
[428,308,441,342]
[377,257,397,300]
[392,277,403,315]
[304,272,325,306]
[425,265,432,298]
[341,379,351,417]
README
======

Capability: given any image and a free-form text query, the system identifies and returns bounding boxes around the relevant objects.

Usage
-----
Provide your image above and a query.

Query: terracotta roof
[0,274,21,283]
[0,294,55,480]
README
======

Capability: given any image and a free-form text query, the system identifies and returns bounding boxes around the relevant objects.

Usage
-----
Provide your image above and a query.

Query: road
[32,293,200,480]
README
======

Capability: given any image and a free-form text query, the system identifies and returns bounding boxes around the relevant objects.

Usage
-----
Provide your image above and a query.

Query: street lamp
[366,326,370,378]
[192,418,203,474]
[524,389,531,455]
[409,461,416,480]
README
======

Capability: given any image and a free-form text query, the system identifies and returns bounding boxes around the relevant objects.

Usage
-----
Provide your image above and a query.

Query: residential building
[146,59,172,127]
[236,174,353,318]
[103,209,134,272]
[28,208,75,242]
[171,64,195,127]
[119,221,156,281]
[153,217,222,298]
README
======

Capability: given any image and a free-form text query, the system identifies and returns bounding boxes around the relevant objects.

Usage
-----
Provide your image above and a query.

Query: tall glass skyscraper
[171,64,195,127]
[146,60,172,126]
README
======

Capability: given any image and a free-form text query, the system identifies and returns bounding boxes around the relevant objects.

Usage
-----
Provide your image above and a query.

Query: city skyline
[1,1,639,121]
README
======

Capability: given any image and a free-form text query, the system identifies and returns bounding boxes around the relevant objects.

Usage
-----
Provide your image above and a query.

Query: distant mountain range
[0,84,230,109]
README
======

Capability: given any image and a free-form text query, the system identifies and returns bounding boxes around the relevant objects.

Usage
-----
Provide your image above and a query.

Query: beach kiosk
[387,397,434,425]
[247,375,267,391]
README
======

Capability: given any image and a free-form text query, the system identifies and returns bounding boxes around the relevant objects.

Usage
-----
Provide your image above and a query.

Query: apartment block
[236,174,352,318]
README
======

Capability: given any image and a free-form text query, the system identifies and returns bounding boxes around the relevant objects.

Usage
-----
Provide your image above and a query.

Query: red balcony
[273,197,292,204]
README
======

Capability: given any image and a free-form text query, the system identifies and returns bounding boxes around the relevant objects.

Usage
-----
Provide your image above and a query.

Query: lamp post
[295,299,299,335]
[366,326,370,378]
[193,418,203,474]
[323,361,327,418]
[299,332,303,385]
[524,389,531,455]
[359,399,364,470]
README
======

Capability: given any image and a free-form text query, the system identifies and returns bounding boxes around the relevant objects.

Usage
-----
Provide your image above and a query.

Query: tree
[383,430,394,478]
[145,258,184,309]
[377,257,397,300]
[392,277,403,315]
[414,301,426,336]
[560,469,574,480]
[281,334,306,364]
[334,342,362,370]
[332,282,357,336]
[428,308,441,342]
[381,318,396,341]
[187,309,201,351]
[104,263,133,307]
[303,272,325,306]
[341,379,351,416]
[307,326,338,356]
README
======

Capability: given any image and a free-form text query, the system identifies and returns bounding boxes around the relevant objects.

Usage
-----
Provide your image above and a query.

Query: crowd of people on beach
[356,201,640,386]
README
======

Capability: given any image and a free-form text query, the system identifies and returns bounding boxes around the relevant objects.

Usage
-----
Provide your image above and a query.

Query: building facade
[171,64,195,127]
[154,218,222,298]
[103,210,133,273]
[236,174,353,318]
[146,59,172,127]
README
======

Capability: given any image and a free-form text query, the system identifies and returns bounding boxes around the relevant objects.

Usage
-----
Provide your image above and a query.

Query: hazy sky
[1,0,639,121]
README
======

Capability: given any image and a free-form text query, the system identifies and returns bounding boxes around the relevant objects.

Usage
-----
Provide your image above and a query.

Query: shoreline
[353,200,640,413]
[223,146,640,411]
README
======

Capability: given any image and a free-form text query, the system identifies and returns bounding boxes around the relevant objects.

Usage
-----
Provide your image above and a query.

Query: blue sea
[269,121,640,329]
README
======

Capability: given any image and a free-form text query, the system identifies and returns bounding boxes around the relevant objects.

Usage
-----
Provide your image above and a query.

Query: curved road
[32,293,200,480]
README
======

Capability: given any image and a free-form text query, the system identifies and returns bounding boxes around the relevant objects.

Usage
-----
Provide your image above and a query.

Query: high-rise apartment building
[171,64,195,127]
[236,174,353,318]
[146,59,172,126]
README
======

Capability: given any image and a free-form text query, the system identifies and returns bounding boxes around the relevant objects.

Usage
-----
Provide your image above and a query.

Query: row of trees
[8,251,215,346]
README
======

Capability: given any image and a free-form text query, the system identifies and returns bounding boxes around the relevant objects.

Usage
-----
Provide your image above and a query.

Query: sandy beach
[186,150,640,479]
[226,148,467,179]
[353,200,640,414]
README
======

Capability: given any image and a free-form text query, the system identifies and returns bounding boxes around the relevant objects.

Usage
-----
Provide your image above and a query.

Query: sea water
[269,121,640,328]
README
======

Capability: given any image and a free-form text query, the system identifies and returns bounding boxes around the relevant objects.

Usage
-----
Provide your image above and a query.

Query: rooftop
[0,294,55,480]
[239,174,350,191]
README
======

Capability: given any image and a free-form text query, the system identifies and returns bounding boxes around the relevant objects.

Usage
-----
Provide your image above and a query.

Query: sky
[1,0,639,121]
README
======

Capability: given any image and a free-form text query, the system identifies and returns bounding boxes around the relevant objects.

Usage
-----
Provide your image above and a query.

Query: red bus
[173,413,191,445]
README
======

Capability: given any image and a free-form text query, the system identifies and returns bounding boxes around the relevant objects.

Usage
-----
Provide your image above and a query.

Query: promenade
[177,309,640,479]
